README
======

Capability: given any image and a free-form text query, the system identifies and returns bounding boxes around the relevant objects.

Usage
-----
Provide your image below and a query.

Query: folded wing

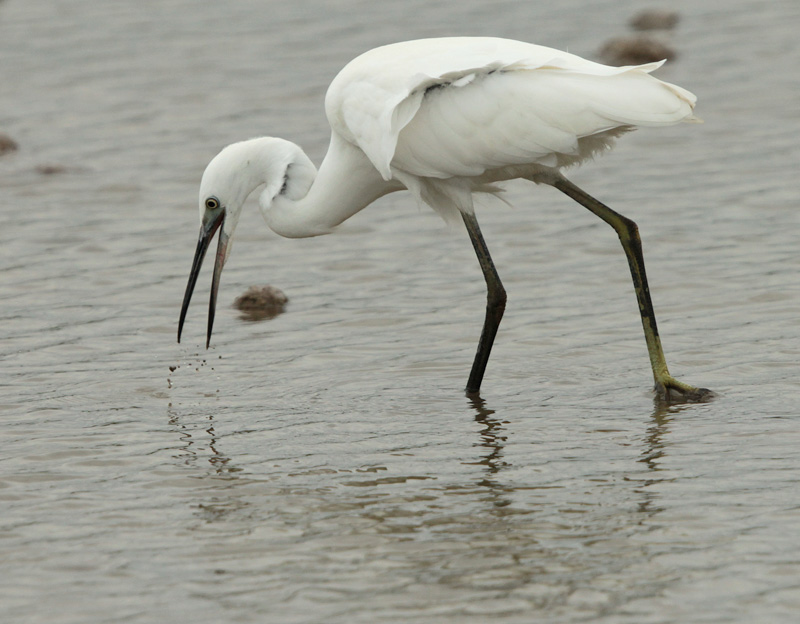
[325,37,697,181]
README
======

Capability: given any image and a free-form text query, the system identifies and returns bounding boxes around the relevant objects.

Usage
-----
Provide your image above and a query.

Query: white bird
[178,36,711,401]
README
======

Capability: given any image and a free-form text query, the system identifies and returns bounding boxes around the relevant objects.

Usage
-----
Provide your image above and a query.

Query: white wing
[325,37,697,181]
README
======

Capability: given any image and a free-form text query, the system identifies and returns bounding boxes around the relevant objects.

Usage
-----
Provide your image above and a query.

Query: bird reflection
[166,406,248,526]
[166,406,236,477]
[639,404,672,473]
[634,402,686,516]
[465,395,513,509]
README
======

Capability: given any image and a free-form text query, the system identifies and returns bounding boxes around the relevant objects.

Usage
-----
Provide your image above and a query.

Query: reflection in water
[166,406,250,525]
[633,402,684,517]
[166,406,237,476]
[640,403,674,473]
[641,401,700,473]
[465,395,513,508]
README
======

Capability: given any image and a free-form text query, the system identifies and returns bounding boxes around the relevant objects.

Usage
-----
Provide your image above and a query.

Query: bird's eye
[205,197,220,210]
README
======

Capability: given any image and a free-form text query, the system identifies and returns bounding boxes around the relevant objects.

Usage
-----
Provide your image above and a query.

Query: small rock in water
[629,9,680,31]
[36,164,68,175]
[599,35,676,66]
[0,133,19,155]
[234,285,288,321]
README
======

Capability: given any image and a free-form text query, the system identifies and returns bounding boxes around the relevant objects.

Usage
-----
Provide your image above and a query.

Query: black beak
[178,209,229,348]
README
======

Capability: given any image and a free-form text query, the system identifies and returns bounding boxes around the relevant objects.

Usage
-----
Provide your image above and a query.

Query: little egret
[178,37,711,401]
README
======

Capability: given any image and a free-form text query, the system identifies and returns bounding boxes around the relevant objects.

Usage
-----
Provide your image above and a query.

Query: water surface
[1,1,799,622]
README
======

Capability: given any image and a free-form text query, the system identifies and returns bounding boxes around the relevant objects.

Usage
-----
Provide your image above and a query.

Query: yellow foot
[655,376,715,403]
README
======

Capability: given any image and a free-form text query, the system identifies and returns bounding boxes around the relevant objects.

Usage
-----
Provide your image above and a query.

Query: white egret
[178,37,711,401]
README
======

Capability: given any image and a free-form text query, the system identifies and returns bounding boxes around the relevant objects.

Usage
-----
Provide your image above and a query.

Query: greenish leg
[549,173,712,402]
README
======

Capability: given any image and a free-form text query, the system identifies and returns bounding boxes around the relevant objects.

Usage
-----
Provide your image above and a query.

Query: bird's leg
[548,173,712,402]
[462,211,507,395]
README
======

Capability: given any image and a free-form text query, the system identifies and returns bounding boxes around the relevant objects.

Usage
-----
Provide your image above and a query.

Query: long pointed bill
[178,209,226,346]
[206,226,229,348]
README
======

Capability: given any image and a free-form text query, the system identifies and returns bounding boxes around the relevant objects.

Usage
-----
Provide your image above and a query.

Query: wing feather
[325,37,697,181]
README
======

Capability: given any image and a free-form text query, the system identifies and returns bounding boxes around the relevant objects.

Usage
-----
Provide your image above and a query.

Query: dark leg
[547,172,712,402]
[462,211,507,394]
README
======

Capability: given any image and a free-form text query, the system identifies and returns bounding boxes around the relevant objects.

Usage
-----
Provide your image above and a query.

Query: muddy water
[1,0,799,622]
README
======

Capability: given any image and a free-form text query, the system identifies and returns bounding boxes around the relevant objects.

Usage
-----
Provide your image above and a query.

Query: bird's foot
[655,375,714,403]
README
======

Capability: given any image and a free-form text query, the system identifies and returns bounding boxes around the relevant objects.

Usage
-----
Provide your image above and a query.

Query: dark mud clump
[0,133,19,155]
[599,35,676,65]
[629,9,680,31]
[234,285,288,321]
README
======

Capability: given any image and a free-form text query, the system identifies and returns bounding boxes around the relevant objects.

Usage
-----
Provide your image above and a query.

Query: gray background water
[1,0,799,622]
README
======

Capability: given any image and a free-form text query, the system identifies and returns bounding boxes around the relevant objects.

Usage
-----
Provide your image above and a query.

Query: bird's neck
[261,134,395,239]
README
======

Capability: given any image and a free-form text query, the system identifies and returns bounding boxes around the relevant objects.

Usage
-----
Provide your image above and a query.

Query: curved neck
[261,134,397,239]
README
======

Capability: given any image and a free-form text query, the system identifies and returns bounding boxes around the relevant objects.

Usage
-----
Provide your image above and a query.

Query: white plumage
[328,37,696,178]
[178,37,711,402]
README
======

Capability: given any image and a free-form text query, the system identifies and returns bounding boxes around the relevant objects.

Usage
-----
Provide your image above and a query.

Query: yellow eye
[205,197,220,210]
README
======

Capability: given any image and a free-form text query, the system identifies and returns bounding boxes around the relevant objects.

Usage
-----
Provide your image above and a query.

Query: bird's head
[178,138,295,348]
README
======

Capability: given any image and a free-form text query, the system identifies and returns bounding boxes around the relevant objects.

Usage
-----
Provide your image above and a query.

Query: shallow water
[1,0,799,622]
